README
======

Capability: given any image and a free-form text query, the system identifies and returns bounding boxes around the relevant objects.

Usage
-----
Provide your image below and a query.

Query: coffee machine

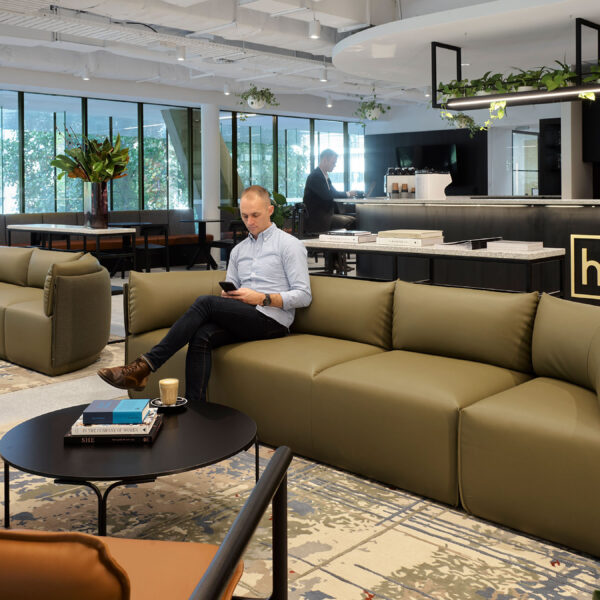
[384,168,451,200]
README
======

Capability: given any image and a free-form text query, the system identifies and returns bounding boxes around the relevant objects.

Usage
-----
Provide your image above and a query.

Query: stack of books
[486,240,544,252]
[319,229,377,243]
[376,229,444,247]
[64,399,163,445]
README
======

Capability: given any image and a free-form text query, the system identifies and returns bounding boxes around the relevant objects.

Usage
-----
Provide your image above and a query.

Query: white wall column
[561,102,593,199]
[201,103,221,262]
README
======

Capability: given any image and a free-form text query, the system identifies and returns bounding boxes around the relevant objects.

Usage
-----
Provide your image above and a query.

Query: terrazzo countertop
[348,197,599,206]
[6,223,136,235]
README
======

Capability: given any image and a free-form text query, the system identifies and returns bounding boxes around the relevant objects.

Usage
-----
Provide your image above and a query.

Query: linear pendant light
[446,84,600,109]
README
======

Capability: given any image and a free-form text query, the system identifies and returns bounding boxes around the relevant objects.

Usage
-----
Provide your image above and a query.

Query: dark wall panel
[364,129,488,197]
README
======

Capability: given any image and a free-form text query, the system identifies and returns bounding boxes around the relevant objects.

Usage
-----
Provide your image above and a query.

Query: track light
[326,96,333,108]
[176,46,186,61]
[81,67,90,81]
[224,83,231,96]
[320,67,328,82]
[308,18,321,39]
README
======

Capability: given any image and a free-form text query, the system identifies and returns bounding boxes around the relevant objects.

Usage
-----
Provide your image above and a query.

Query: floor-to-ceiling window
[314,120,345,192]
[277,117,310,201]
[512,131,539,195]
[24,93,83,213]
[219,110,235,208]
[348,122,365,193]
[0,91,19,214]
[237,113,274,192]
[143,103,189,210]
[88,99,139,211]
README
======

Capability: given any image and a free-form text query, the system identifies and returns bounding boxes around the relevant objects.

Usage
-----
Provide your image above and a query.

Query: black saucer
[150,397,188,412]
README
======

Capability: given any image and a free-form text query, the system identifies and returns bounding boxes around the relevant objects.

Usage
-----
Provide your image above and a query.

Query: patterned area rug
[2,441,599,599]
[0,339,125,394]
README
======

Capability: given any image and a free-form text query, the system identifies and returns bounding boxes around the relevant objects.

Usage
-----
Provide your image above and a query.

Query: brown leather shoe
[97,357,152,391]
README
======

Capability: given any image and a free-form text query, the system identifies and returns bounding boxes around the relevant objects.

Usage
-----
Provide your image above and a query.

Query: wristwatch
[262,293,272,306]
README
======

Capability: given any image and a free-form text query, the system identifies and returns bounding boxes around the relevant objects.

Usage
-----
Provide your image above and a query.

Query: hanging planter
[238,84,279,111]
[355,91,391,124]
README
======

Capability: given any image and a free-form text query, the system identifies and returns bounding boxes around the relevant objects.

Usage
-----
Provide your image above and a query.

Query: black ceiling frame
[431,17,600,110]
[431,41,461,109]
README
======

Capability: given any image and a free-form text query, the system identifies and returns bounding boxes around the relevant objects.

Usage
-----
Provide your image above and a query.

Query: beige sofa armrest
[51,268,111,370]
[127,270,226,335]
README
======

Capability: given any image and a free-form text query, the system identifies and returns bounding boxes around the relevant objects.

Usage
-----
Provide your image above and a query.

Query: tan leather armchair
[0,446,292,600]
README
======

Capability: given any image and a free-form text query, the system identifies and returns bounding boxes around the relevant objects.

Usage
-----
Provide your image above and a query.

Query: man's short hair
[319,149,338,162]
[241,185,271,207]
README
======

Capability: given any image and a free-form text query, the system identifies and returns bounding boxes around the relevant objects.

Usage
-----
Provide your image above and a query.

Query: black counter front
[356,202,600,303]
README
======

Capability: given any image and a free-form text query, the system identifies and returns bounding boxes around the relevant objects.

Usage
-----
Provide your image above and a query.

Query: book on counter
[82,398,150,425]
[319,230,376,243]
[486,240,544,252]
[376,236,444,247]
[64,413,163,446]
[377,229,444,239]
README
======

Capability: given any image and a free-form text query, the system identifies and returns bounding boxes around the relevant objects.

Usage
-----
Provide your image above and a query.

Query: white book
[376,236,444,247]
[319,233,377,243]
[486,240,544,252]
[377,229,444,239]
[70,409,158,435]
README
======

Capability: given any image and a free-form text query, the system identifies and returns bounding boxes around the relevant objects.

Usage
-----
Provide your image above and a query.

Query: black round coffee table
[0,402,257,535]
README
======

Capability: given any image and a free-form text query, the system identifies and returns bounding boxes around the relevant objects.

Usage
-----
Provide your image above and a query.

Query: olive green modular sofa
[0,246,111,375]
[124,270,600,557]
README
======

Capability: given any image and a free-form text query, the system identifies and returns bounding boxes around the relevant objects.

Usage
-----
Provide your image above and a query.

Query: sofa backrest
[532,293,600,392]
[392,281,539,372]
[291,275,395,348]
[27,248,84,288]
[0,246,34,286]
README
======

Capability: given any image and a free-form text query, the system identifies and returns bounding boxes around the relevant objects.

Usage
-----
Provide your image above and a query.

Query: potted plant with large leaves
[51,131,129,228]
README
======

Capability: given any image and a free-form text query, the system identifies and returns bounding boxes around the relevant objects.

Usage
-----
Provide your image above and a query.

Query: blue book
[83,399,150,425]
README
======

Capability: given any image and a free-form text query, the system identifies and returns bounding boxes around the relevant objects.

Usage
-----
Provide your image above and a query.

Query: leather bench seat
[459,377,600,556]
[311,350,531,505]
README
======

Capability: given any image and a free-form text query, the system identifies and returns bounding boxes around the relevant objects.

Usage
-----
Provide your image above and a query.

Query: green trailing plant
[583,63,600,83]
[439,109,481,138]
[50,130,129,182]
[541,61,576,90]
[483,100,507,128]
[237,84,279,109]
[354,91,391,123]
[509,66,547,89]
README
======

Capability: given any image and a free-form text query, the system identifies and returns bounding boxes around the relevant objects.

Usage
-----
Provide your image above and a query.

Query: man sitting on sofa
[98,185,312,404]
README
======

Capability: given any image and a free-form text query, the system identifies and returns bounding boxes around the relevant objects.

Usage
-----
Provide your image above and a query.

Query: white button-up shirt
[226,224,312,328]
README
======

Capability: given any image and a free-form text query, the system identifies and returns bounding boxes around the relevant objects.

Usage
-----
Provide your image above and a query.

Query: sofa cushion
[532,293,600,392]
[311,350,530,505]
[0,284,43,358]
[27,248,83,288]
[43,253,102,316]
[0,246,33,286]
[0,529,130,600]
[392,281,538,372]
[292,275,395,348]
[459,376,600,557]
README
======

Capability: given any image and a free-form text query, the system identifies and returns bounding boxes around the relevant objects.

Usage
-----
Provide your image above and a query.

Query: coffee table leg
[255,439,260,483]
[55,478,156,536]
[4,461,10,528]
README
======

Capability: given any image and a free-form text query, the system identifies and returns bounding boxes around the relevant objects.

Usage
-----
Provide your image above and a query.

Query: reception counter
[351,198,600,303]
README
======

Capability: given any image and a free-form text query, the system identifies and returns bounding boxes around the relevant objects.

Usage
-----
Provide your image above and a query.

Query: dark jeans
[144,296,288,404]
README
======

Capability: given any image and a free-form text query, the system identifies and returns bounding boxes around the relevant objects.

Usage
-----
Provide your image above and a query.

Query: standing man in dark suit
[302,149,358,234]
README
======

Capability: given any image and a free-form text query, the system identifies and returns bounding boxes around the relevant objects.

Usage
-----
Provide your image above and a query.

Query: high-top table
[7,223,138,275]
[180,219,223,270]
[0,403,258,536]
[303,238,566,295]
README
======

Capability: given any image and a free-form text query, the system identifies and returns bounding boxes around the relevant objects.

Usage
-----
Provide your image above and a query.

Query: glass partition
[348,121,365,193]
[237,113,274,192]
[0,91,19,214]
[24,93,83,213]
[88,99,139,211]
[143,103,189,210]
[512,131,539,195]
[278,117,310,201]
[314,119,345,191]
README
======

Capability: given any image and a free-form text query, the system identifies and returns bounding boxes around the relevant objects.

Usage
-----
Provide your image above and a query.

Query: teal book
[83,399,150,425]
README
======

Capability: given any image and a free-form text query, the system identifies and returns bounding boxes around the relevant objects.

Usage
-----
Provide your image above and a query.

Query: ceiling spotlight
[223,83,231,96]
[308,18,321,39]
[326,96,333,108]
[81,67,90,81]
[319,67,328,82]
[176,46,186,61]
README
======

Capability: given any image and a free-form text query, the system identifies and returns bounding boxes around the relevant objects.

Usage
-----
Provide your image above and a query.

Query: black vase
[84,181,109,229]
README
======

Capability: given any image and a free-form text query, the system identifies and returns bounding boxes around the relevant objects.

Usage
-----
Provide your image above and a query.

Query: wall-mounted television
[396,143,458,174]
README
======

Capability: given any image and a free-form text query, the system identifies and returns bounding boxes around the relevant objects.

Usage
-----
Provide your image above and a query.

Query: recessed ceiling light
[308,18,321,39]
[320,67,328,82]
[176,46,186,61]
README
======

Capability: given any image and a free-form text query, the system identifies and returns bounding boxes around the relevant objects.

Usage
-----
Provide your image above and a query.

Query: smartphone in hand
[219,280,238,293]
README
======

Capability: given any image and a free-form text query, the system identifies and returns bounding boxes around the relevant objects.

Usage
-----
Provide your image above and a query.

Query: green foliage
[270,191,292,229]
[541,61,576,90]
[583,63,600,83]
[354,90,391,123]
[439,109,481,137]
[50,130,129,183]
[238,85,279,109]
